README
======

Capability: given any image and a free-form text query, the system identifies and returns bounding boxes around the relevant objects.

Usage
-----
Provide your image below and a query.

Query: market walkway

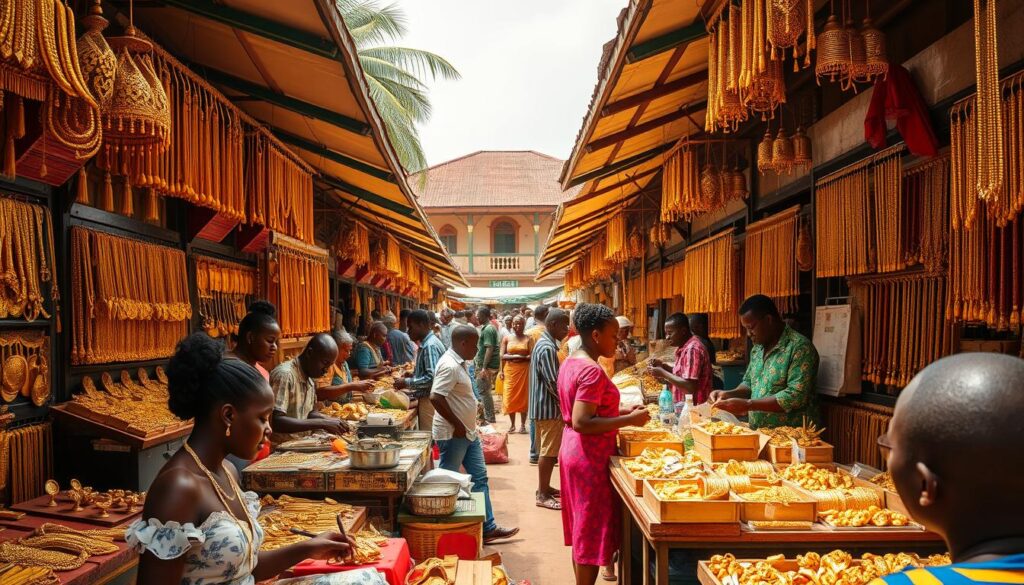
[481,421,575,585]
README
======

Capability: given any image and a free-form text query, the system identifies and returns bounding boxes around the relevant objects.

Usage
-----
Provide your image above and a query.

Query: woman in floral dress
[558,303,651,585]
[127,333,358,584]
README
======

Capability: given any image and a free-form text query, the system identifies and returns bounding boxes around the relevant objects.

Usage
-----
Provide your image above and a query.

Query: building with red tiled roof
[413,151,579,288]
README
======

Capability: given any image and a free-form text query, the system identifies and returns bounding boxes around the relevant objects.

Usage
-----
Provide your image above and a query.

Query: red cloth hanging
[864,63,939,157]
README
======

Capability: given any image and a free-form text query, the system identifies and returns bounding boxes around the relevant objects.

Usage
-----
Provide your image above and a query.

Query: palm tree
[338,0,460,173]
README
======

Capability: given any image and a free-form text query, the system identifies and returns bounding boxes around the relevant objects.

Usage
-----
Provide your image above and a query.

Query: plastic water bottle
[658,385,675,426]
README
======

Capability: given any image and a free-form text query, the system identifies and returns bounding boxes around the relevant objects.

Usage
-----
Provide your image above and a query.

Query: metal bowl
[348,444,401,469]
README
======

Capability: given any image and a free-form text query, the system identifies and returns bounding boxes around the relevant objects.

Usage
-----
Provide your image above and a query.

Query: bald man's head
[887,353,1024,555]
[546,308,571,341]
[451,324,479,361]
[300,333,339,379]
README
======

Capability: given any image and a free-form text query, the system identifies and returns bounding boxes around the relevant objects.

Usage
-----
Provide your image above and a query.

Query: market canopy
[538,0,713,278]
[449,286,565,306]
[122,0,467,287]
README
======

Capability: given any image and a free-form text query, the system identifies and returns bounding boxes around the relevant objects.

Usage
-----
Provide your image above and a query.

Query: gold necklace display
[872,150,903,274]
[681,229,737,329]
[851,272,952,389]
[67,369,187,438]
[815,145,905,278]
[69,226,190,365]
[269,236,330,338]
[902,156,949,272]
[743,206,800,315]
[661,143,746,222]
[0,198,60,323]
[333,221,371,268]
[0,330,48,406]
[196,256,258,339]
[258,494,358,551]
[949,70,1024,328]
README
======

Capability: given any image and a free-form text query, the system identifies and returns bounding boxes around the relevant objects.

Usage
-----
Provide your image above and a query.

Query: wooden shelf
[50,404,193,451]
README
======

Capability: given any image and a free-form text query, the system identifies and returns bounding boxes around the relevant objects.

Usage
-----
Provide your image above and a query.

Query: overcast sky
[393,0,627,167]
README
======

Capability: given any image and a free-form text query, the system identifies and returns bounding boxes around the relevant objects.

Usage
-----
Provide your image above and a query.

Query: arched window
[439,225,457,254]
[491,219,518,254]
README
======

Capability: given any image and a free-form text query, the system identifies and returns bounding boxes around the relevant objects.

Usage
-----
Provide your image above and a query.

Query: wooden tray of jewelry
[11,481,145,527]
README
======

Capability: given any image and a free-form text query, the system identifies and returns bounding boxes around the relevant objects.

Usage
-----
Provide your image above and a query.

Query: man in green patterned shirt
[709,295,820,429]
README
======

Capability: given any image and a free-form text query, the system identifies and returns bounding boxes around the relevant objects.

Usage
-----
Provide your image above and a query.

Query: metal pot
[348,444,401,470]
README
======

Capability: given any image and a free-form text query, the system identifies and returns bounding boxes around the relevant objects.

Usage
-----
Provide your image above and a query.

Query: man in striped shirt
[529,308,571,511]
[396,309,447,432]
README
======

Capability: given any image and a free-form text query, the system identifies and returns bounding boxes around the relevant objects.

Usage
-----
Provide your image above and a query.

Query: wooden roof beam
[601,70,707,116]
[581,167,661,201]
[191,64,372,136]
[321,175,416,217]
[585,100,706,153]
[161,0,341,60]
[625,21,707,64]
[277,130,394,182]
[567,143,673,189]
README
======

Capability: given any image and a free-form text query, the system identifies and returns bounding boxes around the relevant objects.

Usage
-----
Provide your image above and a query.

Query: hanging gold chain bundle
[0,198,60,323]
[4,422,53,504]
[195,257,258,339]
[902,156,950,272]
[743,206,800,314]
[851,273,952,389]
[333,221,371,268]
[681,228,736,316]
[815,160,872,277]
[872,150,903,273]
[270,241,330,337]
[69,226,190,364]
[972,0,1004,204]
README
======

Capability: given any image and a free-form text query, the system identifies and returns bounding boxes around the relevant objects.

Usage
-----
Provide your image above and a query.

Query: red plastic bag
[481,431,509,464]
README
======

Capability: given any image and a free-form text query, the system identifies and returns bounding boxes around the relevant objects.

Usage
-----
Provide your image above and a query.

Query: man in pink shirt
[649,312,714,404]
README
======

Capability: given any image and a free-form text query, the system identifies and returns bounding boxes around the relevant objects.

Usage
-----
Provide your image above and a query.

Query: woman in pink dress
[558,303,651,585]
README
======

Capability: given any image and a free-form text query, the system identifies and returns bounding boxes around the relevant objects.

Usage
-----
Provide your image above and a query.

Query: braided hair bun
[237,300,280,342]
[247,300,277,317]
[572,302,616,335]
[167,333,266,420]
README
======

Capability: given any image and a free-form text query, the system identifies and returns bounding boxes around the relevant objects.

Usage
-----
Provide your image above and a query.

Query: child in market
[873,353,1024,585]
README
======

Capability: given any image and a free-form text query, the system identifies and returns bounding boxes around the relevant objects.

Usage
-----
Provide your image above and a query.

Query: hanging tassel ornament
[75,167,90,204]
[121,179,134,217]
[973,0,1004,203]
[100,171,115,212]
[143,187,160,223]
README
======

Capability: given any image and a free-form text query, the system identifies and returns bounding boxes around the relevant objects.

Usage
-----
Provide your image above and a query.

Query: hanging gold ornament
[745,57,786,118]
[75,0,116,108]
[101,22,170,158]
[860,17,888,82]
[846,20,867,87]
[700,161,722,208]
[768,0,807,57]
[772,128,795,174]
[730,166,748,199]
[792,125,812,170]
[757,129,775,174]
[815,14,850,85]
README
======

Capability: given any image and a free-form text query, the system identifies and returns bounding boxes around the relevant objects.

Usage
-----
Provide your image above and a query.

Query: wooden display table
[610,466,944,585]
[0,512,138,585]
[50,404,192,491]
[242,436,432,530]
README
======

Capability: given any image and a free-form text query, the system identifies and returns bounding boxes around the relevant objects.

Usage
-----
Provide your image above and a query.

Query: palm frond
[365,75,427,172]
[359,46,461,81]
[357,55,427,93]
[367,69,432,123]
[337,0,407,46]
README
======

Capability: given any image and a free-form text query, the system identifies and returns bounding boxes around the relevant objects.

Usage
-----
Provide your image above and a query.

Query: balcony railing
[489,256,520,271]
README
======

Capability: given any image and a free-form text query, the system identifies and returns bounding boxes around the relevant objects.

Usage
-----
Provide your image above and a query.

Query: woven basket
[406,482,460,517]
[401,521,482,560]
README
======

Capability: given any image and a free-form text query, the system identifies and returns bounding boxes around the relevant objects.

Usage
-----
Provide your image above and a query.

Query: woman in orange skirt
[499,315,533,433]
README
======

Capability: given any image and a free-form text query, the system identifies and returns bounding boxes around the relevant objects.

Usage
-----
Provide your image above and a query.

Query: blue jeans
[529,420,537,461]
[436,437,496,532]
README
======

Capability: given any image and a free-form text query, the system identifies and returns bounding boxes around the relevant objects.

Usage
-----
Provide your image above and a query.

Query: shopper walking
[474,306,499,423]
[529,308,570,509]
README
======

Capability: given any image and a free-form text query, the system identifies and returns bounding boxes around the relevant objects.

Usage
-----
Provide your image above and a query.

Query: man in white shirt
[431,324,519,544]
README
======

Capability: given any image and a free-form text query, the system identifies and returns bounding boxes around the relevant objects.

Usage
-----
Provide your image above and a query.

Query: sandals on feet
[535,494,561,510]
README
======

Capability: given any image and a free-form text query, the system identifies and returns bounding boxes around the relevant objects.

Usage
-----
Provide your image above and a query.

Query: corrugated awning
[124,0,467,287]
[539,0,713,277]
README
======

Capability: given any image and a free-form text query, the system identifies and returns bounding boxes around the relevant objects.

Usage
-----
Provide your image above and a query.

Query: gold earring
[225,425,231,437]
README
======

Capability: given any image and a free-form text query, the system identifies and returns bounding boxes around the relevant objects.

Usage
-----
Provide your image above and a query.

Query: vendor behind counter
[709,294,819,429]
